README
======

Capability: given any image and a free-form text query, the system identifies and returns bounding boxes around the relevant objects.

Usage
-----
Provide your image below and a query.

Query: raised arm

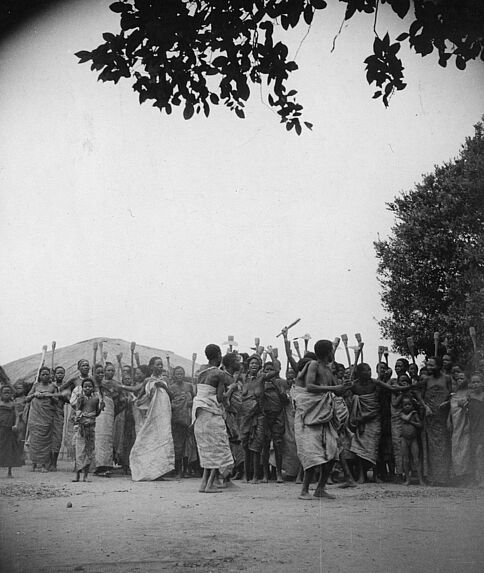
[282,330,298,373]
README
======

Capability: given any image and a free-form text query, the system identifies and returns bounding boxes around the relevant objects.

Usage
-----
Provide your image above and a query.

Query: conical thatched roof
[3,337,200,385]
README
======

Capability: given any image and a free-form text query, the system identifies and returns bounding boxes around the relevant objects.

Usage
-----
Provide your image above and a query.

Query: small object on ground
[66,501,72,508]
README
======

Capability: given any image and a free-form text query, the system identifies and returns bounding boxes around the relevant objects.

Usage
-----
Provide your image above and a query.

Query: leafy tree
[374,118,484,364]
[75,0,484,134]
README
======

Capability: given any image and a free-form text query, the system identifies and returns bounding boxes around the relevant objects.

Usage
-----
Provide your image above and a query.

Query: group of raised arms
[0,333,483,498]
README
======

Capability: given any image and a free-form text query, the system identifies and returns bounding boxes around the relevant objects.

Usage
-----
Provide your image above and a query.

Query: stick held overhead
[276,318,301,338]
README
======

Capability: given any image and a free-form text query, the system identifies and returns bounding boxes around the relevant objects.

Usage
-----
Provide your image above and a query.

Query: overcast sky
[1,0,483,368]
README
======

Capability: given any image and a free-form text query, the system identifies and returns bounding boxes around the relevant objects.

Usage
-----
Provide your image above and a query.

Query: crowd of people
[1,331,483,499]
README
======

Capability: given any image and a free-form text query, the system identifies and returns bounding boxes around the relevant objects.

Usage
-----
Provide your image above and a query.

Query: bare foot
[40,467,48,473]
[250,478,259,485]
[7,474,13,479]
[295,478,303,484]
[404,480,411,486]
[204,487,222,493]
[276,474,284,484]
[314,489,335,499]
[338,481,357,489]
[83,478,91,482]
[356,476,364,484]
[298,493,313,500]
[261,477,268,484]
[72,478,80,483]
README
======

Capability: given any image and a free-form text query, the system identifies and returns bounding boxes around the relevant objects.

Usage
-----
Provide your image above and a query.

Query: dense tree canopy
[374,119,484,364]
[75,0,484,133]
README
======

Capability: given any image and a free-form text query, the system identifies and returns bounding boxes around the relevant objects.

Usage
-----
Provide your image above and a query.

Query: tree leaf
[75,50,92,63]
[183,102,194,120]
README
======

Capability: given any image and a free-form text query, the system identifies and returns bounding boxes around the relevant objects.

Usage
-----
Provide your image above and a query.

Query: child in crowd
[72,378,101,482]
[400,395,424,485]
[0,385,23,477]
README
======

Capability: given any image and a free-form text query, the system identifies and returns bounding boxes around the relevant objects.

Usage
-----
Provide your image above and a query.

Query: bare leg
[296,466,304,484]
[401,439,411,485]
[410,440,424,485]
[243,447,251,482]
[205,469,222,493]
[40,465,48,473]
[31,463,37,472]
[250,452,261,484]
[83,466,90,482]
[7,467,12,478]
[314,461,336,498]
[261,443,270,483]
[299,468,313,500]
[199,468,209,492]
[339,454,357,488]
[72,470,81,482]
[356,458,365,484]
[174,459,182,479]
[274,443,283,483]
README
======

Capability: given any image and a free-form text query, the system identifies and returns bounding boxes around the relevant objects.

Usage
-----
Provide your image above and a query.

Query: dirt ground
[1,462,483,573]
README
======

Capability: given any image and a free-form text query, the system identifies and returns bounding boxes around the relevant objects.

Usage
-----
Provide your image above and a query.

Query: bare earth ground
[1,462,483,573]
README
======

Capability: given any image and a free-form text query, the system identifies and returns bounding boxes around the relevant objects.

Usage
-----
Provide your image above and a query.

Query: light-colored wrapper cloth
[94,395,115,468]
[349,392,381,465]
[293,386,340,471]
[130,379,175,481]
[449,393,471,478]
[192,384,233,477]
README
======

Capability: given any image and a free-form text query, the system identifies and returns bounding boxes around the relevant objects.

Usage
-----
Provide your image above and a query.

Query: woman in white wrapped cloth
[129,357,175,481]
[192,344,234,493]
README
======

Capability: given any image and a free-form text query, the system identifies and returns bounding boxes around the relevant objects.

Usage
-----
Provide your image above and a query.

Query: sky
[0,0,483,368]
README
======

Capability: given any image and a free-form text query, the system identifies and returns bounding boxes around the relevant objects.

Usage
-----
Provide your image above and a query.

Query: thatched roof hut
[3,337,200,385]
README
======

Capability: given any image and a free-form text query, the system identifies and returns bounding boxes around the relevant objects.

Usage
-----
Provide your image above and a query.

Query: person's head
[38,366,51,384]
[104,362,115,380]
[222,352,240,374]
[134,365,149,383]
[14,380,26,397]
[408,363,418,379]
[451,365,462,378]
[286,368,296,382]
[173,366,185,382]
[77,359,90,377]
[248,354,262,375]
[149,356,164,376]
[122,365,133,383]
[314,340,334,362]
[54,366,65,383]
[442,354,453,372]
[426,356,442,375]
[82,377,94,396]
[395,358,409,376]
[401,395,413,414]
[469,372,484,393]
[455,371,467,389]
[355,363,372,381]
[205,344,222,366]
[334,363,346,380]
[398,374,411,387]
[94,363,104,383]
[376,361,387,373]
[238,353,249,373]
[263,361,276,374]
[0,385,13,402]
